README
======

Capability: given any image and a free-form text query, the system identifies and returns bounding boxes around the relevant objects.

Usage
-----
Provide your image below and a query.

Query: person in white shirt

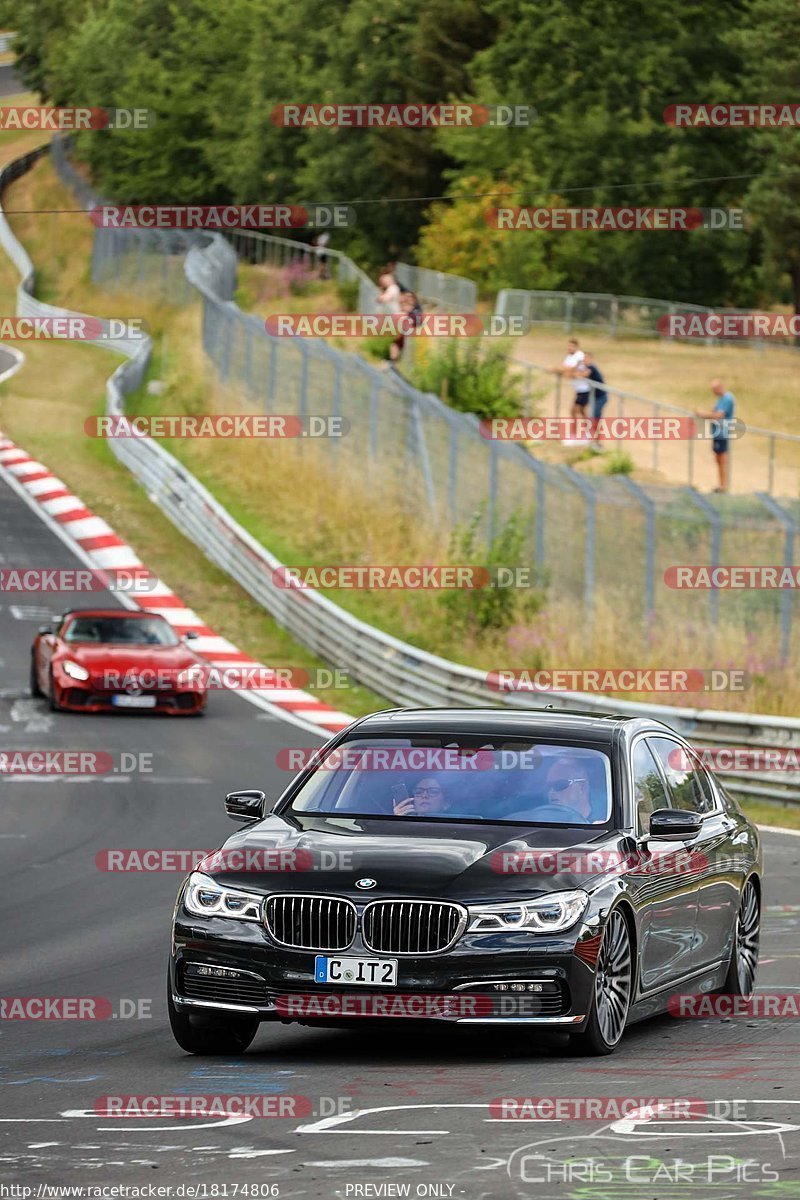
[377,271,402,314]
[550,337,592,421]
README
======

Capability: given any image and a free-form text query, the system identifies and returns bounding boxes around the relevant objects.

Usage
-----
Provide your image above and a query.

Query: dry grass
[236,260,800,496]
[2,154,799,726]
[0,154,384,717]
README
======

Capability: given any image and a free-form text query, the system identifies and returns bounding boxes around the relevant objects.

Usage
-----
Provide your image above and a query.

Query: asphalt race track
[2,467,800,1199]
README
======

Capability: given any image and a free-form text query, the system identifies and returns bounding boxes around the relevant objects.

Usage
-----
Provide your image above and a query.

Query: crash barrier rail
[2,140,798,806]
[0,33,15,54]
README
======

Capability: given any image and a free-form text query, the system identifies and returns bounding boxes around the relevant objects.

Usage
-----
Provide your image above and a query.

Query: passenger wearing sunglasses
[543,758,593,820]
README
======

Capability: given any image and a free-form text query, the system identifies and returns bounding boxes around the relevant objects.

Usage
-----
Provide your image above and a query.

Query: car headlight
[467,890,589,934]
[183,872,263,921]
[62,660,90,681]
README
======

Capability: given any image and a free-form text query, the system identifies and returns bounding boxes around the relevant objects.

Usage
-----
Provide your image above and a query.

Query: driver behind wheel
[545,756,592,818]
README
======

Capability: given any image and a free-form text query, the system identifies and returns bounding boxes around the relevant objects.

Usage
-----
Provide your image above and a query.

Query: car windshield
[63,616,180,647]
[288,737,613,825]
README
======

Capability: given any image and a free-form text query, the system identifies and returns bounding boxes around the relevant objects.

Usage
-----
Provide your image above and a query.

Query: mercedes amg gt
[31,608,207,714]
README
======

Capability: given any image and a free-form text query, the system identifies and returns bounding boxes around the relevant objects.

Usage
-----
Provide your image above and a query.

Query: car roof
[60,609,165,620]
[347,707,655,743]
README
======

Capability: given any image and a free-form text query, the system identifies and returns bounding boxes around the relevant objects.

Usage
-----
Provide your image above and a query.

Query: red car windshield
[62,616,180,647]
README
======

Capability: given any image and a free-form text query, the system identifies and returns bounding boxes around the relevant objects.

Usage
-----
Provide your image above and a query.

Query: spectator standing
[576,351,608,446]
[550,338,592,440]
[695,378,735,493]
[313,231,330,280]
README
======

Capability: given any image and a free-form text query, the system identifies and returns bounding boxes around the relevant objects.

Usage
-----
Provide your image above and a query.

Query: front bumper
[54,677,206,714]
[170,909,601,1027]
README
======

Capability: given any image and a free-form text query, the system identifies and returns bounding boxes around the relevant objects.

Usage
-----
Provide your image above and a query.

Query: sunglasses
[549,777,587,792]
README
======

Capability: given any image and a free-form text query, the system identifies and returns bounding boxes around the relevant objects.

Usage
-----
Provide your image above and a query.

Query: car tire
[167,975,259,1055]
[47,668,61,712]
[570,908,633,1056]
[720,878,760,996]
[30,654,42,697]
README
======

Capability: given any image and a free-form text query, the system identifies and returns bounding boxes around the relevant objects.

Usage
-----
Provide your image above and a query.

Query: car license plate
[111,694,157,709]
[314,955,397,986]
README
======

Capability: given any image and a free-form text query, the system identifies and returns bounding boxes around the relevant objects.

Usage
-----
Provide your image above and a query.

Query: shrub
[439,509,545,633]
[409,341,525,421]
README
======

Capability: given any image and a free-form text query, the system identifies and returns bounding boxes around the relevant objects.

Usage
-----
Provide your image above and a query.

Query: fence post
[768,435,776,495]
[686,489,722,624]
[332,355,342,458]
[448,422,459,522]
[298,342,309,422]
[412,396,437,518]
[267,334,277,408]
[619,477,656,625]
[652,402,659,473]
[566,473,596,630]
[488,441,499,541]
[565,293,574,332]
[244,321,255,397]
[369,377,380,464]
[757,493,795,663]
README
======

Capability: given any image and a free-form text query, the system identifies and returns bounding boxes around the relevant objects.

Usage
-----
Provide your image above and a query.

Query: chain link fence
[44,139,800,665]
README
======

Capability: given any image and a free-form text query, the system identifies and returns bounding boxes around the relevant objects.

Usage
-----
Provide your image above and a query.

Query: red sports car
[30,609,208,715]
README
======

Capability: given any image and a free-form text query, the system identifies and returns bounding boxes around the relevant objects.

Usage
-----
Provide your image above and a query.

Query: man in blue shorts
[695,378,735,493]
[576,351,608,446]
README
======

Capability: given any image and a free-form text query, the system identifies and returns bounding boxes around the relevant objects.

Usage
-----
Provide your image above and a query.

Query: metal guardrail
[1,142,799,806]
[0,33,15,54]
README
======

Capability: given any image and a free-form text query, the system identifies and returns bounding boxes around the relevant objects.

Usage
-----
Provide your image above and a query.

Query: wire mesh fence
[50,137,799,664]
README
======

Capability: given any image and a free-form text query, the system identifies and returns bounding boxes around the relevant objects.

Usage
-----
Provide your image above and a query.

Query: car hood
[56,644,200,670]
[202,813,631,900]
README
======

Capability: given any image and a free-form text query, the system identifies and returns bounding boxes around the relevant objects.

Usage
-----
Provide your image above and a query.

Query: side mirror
[649,808,702,841]
[225,789,267,823]
[183,630,200,641]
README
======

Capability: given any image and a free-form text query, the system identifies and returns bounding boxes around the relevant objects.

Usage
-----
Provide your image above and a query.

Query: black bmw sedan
[168,708,762,1056]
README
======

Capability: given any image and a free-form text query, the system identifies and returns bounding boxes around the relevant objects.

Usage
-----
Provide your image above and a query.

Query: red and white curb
[0,432,352,736]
